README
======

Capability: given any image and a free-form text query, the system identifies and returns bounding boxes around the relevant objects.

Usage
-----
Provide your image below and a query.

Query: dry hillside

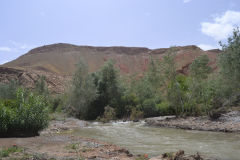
[0,43,220,93]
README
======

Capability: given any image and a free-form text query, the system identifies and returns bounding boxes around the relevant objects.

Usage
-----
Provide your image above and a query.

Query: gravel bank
[145,111,240,133]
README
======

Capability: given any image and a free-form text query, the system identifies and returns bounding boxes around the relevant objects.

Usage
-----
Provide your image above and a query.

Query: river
[73,121,240,160]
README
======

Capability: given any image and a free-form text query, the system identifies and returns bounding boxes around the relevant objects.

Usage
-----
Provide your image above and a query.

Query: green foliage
[218,27,240,99]
[68,59,97,119]
[130,107,144,121]
[141,98,158,117]
[68,60,124,120]
[0,80,18,100]
[190,55,211,80]
[66,28,240,120]
[128,71,162,118]
[160,47,177,84]
[160,48,185,115]
[66,143,79,150]
[97,106,116,123]
[186,55,213,115]
[92,61,125,118]
[0,145,23,158]
[156,101,173,115]
[34,76,49,96]
[147,56,162,88]
[0,88,49,137]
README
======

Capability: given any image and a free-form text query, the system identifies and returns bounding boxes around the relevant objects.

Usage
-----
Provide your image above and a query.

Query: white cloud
[20,44,34,50]
[201,10,240,41]
[197,44,218,51]
[9,40,35,50]
[183,0,192,3]
[0,41,36,64]
[0,47,12,52]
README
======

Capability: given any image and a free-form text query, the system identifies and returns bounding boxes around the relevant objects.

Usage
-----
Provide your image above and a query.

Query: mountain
[0,43,220,94]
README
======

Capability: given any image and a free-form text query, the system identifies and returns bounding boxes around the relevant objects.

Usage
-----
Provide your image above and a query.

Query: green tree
[160,47,184,115]
[34,76,49,96]
[92,60,125,118]
[68,60,97,119]
[188,55,212,114]
[190,55,211,80]
[0,80,18,100]
[147,56,162,89]
[219,27,240,99]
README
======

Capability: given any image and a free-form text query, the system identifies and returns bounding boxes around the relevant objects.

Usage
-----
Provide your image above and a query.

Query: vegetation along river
[73,121,240,160]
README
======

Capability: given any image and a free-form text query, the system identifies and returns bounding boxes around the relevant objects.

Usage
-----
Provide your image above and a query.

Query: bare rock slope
[0,43,220,93]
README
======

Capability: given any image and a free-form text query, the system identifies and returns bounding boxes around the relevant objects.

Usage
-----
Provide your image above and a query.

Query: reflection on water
[73,121,240,160]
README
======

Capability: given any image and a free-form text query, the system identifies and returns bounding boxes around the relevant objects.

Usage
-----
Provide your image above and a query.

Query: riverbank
[0,117,217,160]
[0,118,135,160]
[145,111,240,133]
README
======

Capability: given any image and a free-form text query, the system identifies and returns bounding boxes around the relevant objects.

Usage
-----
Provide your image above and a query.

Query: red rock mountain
[0,43,220,94]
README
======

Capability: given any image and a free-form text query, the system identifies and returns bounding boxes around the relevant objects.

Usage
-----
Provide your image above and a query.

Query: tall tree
[190,55,211,80]
[69,59,97,119]
[189,55,212,114]
[160,47,184,115]
[92,60,124,118]
[219,27,240,99]
[34,76,49,97]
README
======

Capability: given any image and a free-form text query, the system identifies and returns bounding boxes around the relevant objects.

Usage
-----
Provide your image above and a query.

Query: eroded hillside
[0,43,220,93]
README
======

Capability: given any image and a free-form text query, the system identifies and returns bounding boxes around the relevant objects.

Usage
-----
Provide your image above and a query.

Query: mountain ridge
[0,43,220,93]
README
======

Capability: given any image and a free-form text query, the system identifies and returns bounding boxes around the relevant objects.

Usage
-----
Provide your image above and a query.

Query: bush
[130,107,144,121]
[156,101,172,115]
[0,80,18,100]
[49,94,67,113]
[0,88,49,137]
[142,98,158,117]
[97,106,116,123]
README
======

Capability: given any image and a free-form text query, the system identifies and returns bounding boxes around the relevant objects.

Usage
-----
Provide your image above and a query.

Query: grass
[0,145,23,158]
[65,143,87,160]
[65,143,79,150]
[0,146,59,160]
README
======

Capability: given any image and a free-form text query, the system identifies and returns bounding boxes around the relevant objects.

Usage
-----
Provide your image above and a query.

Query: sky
[0,0,240,64]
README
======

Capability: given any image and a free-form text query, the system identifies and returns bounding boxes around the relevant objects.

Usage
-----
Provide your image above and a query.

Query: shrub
[156,101,172,115]
[0,145,23,158]
[49,94,67,113]
[130,107,144,121]
[0,80,18,100]
[142,98,158,117]
[34,76,49,97]
[0,88,49,137]
[97,106,116,123]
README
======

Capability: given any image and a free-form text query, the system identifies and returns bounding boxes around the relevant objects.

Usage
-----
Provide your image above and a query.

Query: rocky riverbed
[0,117,212,160]
[0,118,135,160]
[145,111,240,133]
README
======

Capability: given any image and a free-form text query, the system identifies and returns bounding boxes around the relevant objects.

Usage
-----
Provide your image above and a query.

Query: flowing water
[73,121,240,160]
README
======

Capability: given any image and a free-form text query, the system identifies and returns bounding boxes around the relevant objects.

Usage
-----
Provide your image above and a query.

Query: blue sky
[1,0,240,64]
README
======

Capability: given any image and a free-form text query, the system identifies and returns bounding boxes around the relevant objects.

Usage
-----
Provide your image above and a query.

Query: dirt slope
[0,43,220,93]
